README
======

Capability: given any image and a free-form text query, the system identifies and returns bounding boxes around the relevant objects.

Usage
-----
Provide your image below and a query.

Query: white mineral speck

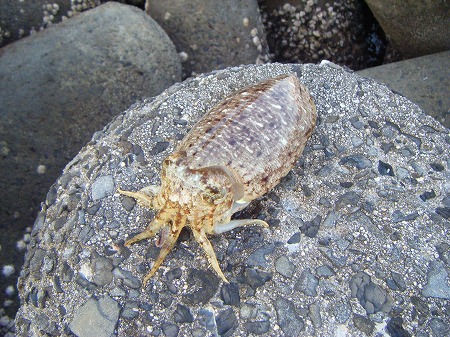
[242,17,249,27]
[179,51,189,62]
[2,265,15,277]
[16,240,27,251]
[37,164,46,174]
[5,286,15,297]
[164,12,171,20]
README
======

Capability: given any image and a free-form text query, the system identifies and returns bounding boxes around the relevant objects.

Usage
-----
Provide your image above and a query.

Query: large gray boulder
[146,0,269,78]
[16,63,449,336]
[0,2,180,316]
[364,0,450,58]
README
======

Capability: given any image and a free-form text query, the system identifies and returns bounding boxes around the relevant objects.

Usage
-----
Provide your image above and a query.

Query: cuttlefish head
[124,151,243,284]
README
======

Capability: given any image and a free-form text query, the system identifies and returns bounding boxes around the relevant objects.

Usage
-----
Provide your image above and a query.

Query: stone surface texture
[146,0,269,78]
[16,63,449,336]
[0,3,181,310]
[357,50,450,128]
[0,0,99,48]
[364,0,450,58]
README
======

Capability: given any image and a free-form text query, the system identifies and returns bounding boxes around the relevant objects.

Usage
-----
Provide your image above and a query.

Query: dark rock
[150,141,170,155]
[243,268,272,289]
[182,269,219,305]
[378,160,395,176]
[173,304,194,323]
[295,268,319,296]
[336,191,361,210]
[386,272,406,292]
[215,308,238,337]
[339,155,372,170]
[353,313,375,335]
[246,244,275,267]
[435,207,450,220]
[429,162,445,172]
[165,268,183,282]
[422,261,450,299]
[419,190,436,201]
[430,318,449,337]
[392,210,420,223]
[349,271,393,314]
[386,317,411,337]
[243,320,270,335]
[365,0,449,57]
[274,297,304,335]
[92,254,113,286]
[112,268,141,289]
[287,232,301,244]
[220,282,240,307]
[121,301,139,320]
[301,215,321,238]
[162,322,179,337]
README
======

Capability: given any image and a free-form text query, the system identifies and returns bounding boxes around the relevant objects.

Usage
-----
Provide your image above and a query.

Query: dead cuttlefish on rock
[119,73,317,285]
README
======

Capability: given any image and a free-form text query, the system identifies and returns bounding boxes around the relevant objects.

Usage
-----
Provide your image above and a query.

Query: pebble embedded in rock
[275,255,296,278]
[92,175,115,201]
[173,304,194,323]
[69,296,120,337]
[220,282,241,307]
[243,320,270,335]
[162,322,180,337]
[295,268,319,296]
[422,261,450,300]
[215,308,238,337]
[274,297,304,335]
[339,155,372,170]
[349,271,393,314]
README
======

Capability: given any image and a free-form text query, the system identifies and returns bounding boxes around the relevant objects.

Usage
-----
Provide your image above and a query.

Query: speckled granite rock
[16,63,449,336]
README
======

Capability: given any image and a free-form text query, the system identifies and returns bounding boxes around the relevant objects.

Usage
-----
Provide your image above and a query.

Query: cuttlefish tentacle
[118,186,159,209]
[191,226,229,283]
[140,212,186,286]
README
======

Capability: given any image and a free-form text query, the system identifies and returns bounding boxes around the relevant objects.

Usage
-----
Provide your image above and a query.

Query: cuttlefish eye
[201,186,227,203]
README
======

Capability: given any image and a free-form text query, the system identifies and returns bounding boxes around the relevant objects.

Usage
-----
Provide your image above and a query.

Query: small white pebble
[3,299,13,308]
[2,265,15,277]
[37,164,46,174]
[242,17,249,27]
[164,12,171,20]
[179,51,189,62]
[23,233,32,242]
[16,240,27,251]
[0,315,11,327]
[5,285,15,297]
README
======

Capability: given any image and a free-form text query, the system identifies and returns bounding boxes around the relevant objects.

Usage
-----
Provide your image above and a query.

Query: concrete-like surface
[357,50,450,128]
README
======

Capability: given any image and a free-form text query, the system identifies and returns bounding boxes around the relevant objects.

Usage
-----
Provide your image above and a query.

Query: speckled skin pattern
[119,74,317,284]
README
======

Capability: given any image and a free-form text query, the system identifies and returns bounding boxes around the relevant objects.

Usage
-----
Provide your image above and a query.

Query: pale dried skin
[119,73,317,285]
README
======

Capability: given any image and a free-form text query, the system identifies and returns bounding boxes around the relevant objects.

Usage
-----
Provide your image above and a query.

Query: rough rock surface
[0,0,101,48]
[364,0,450,58]
[146,0,269,78]
[0,2,180,319]
[16,63,449,336]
